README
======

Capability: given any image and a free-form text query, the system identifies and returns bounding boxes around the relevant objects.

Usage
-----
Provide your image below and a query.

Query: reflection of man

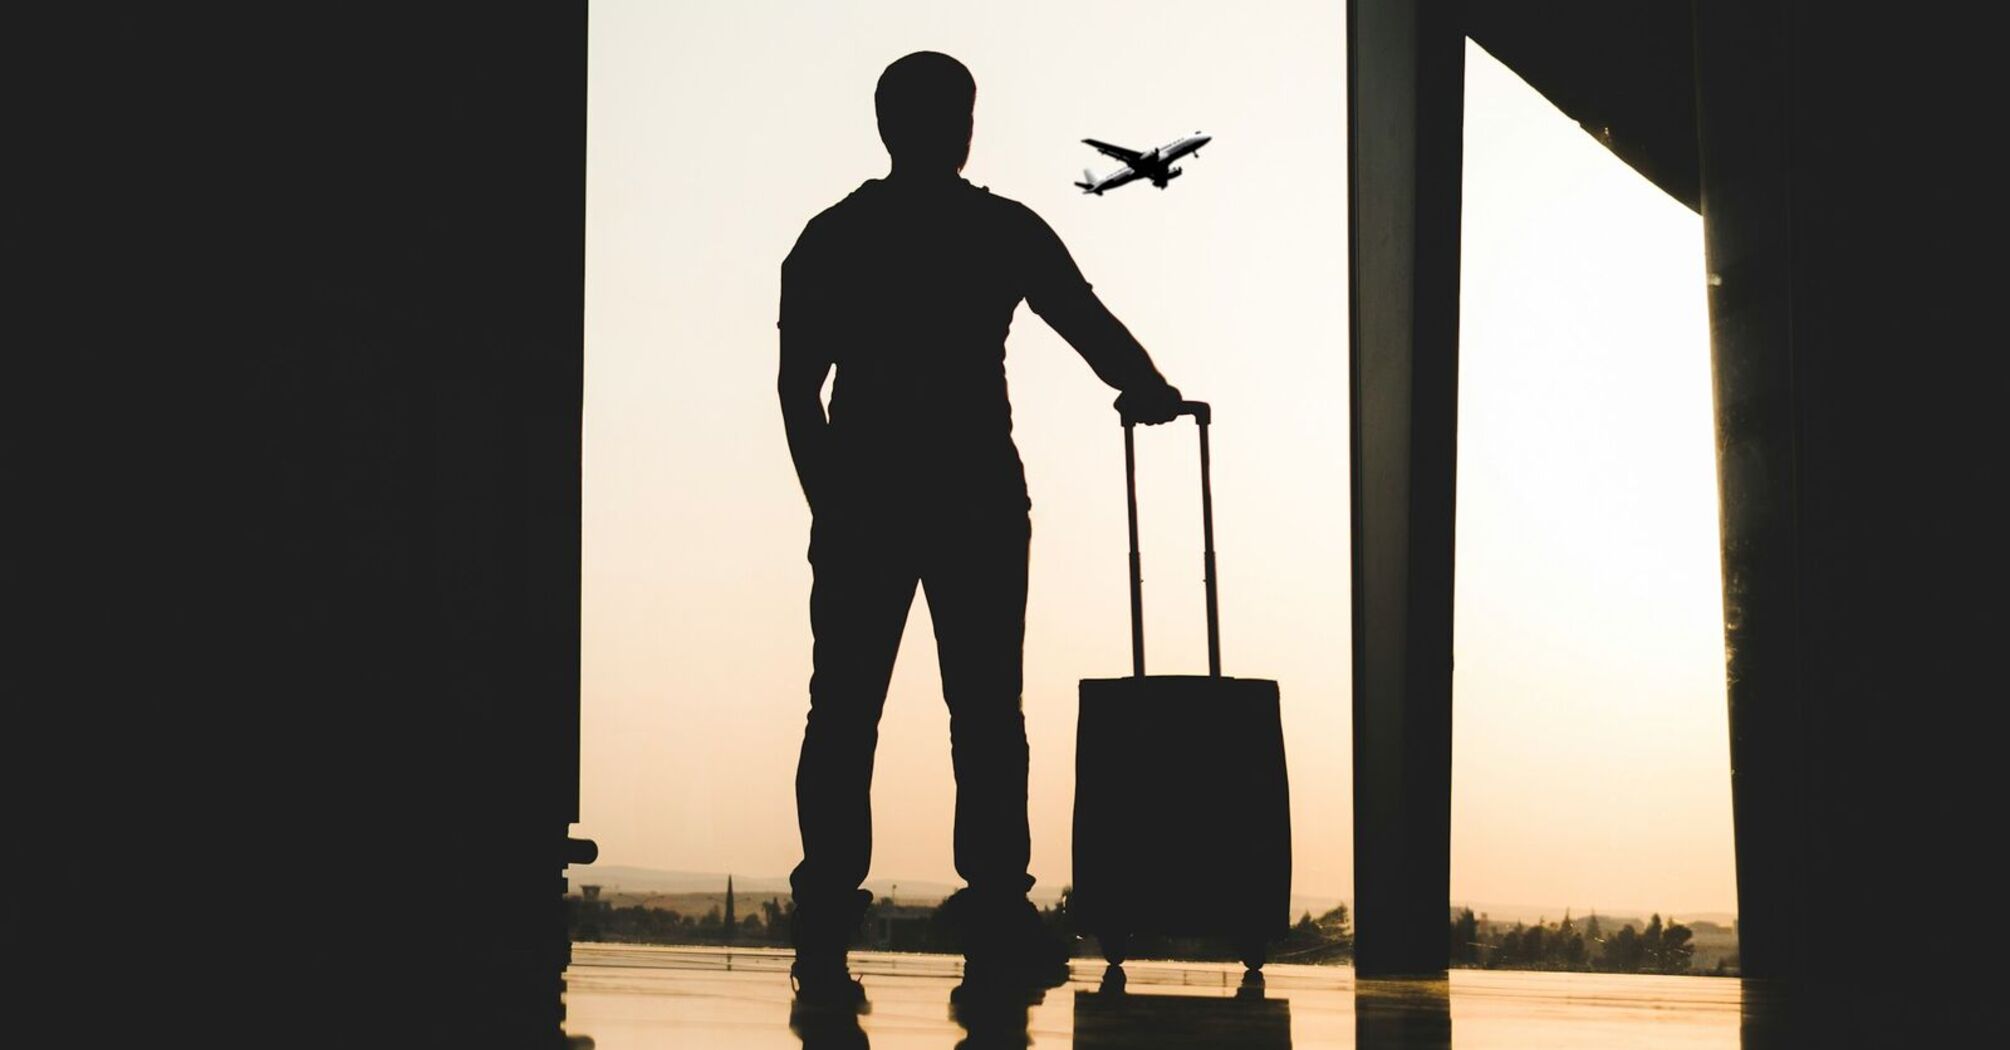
[950,980,1045,1050]
[778,50,1183,1003]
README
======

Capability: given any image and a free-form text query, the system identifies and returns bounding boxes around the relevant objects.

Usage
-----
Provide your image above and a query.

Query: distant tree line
[1449,908,1711,974]
[1268,904,1354,963]
[1072,898,1354,964]
[570,890,1718,976]
[568,886,1354,962]
[569,893,795,947]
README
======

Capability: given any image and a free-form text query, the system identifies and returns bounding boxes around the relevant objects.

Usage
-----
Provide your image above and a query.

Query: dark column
[1346,0,1464,977]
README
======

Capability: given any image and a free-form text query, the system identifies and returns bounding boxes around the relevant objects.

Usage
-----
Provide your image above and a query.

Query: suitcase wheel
[1239,934,1267,972]
[1099,930,1130,966]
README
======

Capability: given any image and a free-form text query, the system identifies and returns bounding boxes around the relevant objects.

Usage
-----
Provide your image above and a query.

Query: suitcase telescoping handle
[1121,400,1220,678]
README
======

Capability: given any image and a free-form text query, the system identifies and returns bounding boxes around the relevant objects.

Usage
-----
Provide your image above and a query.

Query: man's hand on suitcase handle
[1115,384,1197,426]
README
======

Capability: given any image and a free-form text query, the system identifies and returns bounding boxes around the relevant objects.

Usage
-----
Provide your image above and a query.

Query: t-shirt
[779,175,1168,512]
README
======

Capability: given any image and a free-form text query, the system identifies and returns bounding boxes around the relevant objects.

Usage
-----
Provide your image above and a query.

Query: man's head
[876,51,975,174]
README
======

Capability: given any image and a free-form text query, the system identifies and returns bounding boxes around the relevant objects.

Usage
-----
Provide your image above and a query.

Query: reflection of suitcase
[1070,402,1291,970]
[1073,977,1292,1049]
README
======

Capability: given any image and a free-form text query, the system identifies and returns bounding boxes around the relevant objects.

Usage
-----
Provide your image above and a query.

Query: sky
[580,0,1736,918]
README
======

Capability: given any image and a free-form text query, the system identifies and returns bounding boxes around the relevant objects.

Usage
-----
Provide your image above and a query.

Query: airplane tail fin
[1075,168,1097,192]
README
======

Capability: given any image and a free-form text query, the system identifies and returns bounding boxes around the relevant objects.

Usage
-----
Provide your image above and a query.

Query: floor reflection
[568,945,1750,1049]
[1733,978,1932,1048]
[1073,964,1291,1049]
[948,980,1047,1049]
[1735,979,1794,1050]
[1355,979,1451,1050]
[789,996,870,1050]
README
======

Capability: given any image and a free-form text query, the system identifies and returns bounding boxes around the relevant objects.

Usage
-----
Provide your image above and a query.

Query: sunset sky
[579,0,1735,918]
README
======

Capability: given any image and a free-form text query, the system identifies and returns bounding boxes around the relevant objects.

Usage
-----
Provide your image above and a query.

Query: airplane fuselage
[1149,133,1210,168]
[1077,132,1213,194]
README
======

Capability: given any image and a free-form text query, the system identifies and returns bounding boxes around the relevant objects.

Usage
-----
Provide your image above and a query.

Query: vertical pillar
[1346,0,1464,977]
[1692,0,1804,984]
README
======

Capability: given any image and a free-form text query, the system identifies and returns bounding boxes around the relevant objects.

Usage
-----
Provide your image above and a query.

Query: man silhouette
[779,51,1184,1001]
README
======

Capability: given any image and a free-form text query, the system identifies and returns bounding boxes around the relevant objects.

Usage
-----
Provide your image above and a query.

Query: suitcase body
[1070,402,1292,969]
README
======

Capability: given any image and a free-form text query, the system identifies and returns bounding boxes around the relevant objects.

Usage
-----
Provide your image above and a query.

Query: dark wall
[1695,0,1998,1030]
[23,8,586,1039]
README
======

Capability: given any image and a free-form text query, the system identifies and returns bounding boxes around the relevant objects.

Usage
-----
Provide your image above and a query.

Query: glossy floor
[563,945,1754,1049]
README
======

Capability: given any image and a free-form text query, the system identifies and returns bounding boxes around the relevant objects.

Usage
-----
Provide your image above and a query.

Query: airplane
[1074,131,1213,194]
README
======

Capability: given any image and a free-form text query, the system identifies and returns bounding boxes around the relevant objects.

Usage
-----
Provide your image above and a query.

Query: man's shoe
[788,887,874,1010]
[790,957,868,1012]
[959,895,1072,989]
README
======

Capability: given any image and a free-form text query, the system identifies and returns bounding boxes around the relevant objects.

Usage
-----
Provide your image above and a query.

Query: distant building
[1683,920,1739,974]
[867,903,937,952]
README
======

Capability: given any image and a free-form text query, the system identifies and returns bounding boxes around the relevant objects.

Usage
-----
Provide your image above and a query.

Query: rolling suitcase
[1071,401,1291,971]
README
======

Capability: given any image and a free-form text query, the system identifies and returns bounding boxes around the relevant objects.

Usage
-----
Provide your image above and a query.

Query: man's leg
[922,508,1065,982]
[791,512,917,988]
[921,508,1033,898]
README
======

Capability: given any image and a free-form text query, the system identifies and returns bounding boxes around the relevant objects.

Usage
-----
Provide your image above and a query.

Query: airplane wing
[1083,138,1144,164]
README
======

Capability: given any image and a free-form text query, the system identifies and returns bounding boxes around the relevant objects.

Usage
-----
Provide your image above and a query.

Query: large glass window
[1453,41,1736,964]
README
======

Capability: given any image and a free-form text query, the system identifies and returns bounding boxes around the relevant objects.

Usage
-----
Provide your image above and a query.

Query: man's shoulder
[806,177,1034,219]
[964,183,1047,229]
[792,181,879,248]
[787,178,1048,262]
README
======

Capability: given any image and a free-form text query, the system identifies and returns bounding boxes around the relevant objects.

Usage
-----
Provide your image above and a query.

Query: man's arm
[1019,208,1183,423]
[778,238,837,511]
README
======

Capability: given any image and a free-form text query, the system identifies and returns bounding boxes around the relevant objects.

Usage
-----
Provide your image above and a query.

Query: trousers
[790,499,1036,918]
